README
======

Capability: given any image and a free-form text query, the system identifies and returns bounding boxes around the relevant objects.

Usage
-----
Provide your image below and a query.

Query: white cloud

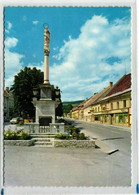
[5,37,18,48]
[4,37,24,88]
[50,15,131,101]
[4,15,131,102]
[32,20,39,25]
[53,47,59,51]
[28,61,44,72]
[5,21,12,34]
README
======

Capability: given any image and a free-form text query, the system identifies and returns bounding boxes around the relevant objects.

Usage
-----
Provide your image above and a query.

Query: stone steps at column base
[33,138,54,147]
[30,133,56,138]
[32,138,51,141]
[35,141,52,145]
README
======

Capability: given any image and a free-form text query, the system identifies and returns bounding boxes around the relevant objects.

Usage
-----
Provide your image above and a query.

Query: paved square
[4,145,131,187]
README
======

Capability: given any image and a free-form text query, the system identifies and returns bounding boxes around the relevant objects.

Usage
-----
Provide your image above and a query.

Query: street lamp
[55,86,60,96]
[33,88,38,97]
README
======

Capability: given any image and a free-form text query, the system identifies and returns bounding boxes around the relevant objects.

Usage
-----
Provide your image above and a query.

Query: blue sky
[4,7,131,101]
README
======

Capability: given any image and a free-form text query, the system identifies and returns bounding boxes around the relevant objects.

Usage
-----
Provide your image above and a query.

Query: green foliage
[19,131,31,140]
[4,129,31,140]
[4,129,18,140]
[63,104,73,115]
[56,103,63,117]
[63,100,84,107]
[71,132,79,139]
[71,132,87,140]
[65,126,80,135]
[56,133,70,139]
[18,121,24,126]
[56,131,87,140]
[78,133,87,140]
[11,67,44,118]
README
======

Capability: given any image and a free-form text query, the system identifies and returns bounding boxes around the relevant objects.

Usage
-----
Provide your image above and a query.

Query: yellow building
[93,74,131,127]
[71,107,79,120]
[82,84,112,122]
[71,73,131,127]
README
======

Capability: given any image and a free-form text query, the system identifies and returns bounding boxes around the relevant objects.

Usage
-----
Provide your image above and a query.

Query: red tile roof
[72,98,90,111]
[72,106,79,111]
[83,86,111,108]
[105,73,131,97]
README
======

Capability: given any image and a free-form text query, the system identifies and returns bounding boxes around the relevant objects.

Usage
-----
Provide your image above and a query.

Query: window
[95,107,97,112]
[111,103,113,110]
[95,115,99,121]
[98,107,99,112]
[123,100,126,108]
[117,102,119,109]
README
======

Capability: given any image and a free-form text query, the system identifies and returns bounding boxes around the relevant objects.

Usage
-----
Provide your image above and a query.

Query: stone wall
[54,140,95,148]
[4,140,35,146]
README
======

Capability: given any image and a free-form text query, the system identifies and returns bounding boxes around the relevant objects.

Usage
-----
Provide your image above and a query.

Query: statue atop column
[44,26,50,56]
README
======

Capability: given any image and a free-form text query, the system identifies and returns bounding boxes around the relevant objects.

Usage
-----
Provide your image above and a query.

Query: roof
[105,73,131,97]
[83,86,111,108]
[72,98,90,112]
[72,106,79,112]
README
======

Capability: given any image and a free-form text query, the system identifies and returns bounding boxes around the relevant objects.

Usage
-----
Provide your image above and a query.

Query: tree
[63,104,73,115]
[56,102,63,117]
[11,67,43,118]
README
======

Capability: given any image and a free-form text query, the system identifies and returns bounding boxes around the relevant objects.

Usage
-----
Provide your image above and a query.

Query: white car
[10,118,19,124]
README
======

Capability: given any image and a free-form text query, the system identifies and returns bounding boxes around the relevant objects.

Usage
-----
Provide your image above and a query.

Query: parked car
[10,117,19,124]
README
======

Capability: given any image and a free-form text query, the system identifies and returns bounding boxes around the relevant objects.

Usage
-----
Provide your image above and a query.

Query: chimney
[109,82,113,88]
[6,87,9,92]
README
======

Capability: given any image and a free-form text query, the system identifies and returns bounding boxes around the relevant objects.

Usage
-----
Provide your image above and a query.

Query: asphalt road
[4,120,131,187]
[66,119,131,155]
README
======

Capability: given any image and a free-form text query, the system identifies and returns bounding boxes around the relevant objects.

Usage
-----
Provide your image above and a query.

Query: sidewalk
[66,118,131,133]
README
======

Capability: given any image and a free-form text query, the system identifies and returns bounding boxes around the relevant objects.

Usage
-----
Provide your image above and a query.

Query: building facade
[71,73,131,127]
[4,87,14,121]
[96,74,131,126]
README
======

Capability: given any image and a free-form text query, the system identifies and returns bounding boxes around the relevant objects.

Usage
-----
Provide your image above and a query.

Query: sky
[4,7,131,101]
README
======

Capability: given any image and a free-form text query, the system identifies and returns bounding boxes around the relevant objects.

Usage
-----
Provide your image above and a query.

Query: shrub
[18,121,24,126]
[71,127,80,135]
[78,133,87,140]
[4,130,18,140]
[4,129,31,140]
[55,132,87,140]
[19,131,31,140]
[71,132,79,140]
[56,133,70,140]
[16,129,24,134]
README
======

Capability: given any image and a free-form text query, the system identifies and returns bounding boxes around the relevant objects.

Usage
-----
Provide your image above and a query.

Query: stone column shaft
[43,26,50,84]
[44,54,49,84]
